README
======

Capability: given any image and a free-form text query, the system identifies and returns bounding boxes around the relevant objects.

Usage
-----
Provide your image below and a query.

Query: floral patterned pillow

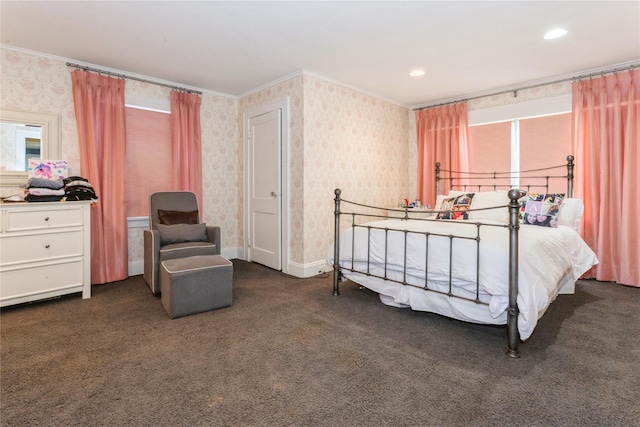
[437,193,475,220]
[519,193,564,227]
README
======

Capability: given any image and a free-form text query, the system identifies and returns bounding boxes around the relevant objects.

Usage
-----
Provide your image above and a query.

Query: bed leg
[333,188,341,296]
[506,188,521,358]
[506,307,520,358]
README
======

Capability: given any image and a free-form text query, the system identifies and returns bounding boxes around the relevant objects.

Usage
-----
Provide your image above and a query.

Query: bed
[327,156,598,357]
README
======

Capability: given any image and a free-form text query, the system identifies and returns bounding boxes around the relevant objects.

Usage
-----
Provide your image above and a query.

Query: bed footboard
[332,188,523,358]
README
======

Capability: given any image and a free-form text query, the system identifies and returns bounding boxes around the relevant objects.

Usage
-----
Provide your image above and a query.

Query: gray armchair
[143,191,221,294]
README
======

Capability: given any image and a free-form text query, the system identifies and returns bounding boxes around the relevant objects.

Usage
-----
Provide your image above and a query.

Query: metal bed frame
[332,155,575,357]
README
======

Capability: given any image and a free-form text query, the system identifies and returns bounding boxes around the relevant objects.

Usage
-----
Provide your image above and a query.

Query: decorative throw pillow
[158,209,199,225]
[519,193,564,227]
[436,193,475,220]
[156,223,209,245]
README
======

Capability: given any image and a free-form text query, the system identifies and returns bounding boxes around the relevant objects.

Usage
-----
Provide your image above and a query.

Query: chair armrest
[206,225,221,255]
[143,229,161,293]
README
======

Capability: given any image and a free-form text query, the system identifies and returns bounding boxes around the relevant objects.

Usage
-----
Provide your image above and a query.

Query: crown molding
[238,69,406,108]
[1,44,236,99]
[411,59,640,110]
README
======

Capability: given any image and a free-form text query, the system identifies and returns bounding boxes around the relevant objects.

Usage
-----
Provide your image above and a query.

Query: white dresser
[0,201,92,307]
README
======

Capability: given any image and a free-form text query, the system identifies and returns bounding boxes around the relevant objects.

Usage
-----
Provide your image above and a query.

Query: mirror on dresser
[0,109,61,187]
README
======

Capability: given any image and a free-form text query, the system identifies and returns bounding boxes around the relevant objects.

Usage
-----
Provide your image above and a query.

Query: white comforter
[327,219,598,340]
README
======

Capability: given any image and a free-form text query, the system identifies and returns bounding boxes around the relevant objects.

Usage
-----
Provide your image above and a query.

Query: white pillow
[423,194,448,218]
[468,191,510,222]
[434,194,447,210]
[557,198,583,230]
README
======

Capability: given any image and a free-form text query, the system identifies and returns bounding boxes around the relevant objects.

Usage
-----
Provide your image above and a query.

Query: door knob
[270,191,278,198]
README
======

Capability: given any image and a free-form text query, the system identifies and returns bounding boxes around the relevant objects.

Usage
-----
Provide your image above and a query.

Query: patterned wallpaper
[301,75,411,263]
[199,93,240,253]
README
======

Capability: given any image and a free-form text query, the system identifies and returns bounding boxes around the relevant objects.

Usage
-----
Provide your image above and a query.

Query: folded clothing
[27,188,66,196]
[65,187,98,201]
[26,177,65,190]
[64,179,93,188]
[19,175,99,202]
[24,194,64,202]
[63,176,89,186]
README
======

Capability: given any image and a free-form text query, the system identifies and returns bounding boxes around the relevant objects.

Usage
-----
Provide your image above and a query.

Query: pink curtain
[71,70,128,284]
[572,69,639,287]
[170,91,203,209]
[416,102,470,207]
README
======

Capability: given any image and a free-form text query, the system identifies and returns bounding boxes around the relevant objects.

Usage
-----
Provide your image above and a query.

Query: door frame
[243,97,290,274]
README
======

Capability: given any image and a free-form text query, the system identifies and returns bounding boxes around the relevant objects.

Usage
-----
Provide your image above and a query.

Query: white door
[248,109,282,270]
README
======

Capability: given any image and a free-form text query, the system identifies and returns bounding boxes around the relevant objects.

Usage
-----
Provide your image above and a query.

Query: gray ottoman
[160,255,233,319]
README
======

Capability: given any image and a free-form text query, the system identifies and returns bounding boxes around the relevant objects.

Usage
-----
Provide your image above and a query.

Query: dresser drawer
[0,230,83,265]
[0,260,83,302]
[4,206,83,232]
[0,201,91,306]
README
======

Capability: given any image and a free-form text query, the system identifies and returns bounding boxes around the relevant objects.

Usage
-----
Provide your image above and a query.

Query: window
[467,95,572,194]
[124,106,171,217]
[519,114,571,194]
[468,121,511,189]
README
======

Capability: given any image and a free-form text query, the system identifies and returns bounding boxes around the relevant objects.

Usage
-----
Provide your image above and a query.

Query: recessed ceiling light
[544,29,567,40]
[410,69,425,77]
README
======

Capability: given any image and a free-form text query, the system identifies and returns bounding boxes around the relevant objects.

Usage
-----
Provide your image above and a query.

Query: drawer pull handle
[45,244,50,249]
[44,217,50,221]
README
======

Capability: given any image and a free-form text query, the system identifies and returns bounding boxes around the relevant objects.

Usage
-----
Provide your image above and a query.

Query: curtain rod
[66,62,203,95]
[414,63,640,111]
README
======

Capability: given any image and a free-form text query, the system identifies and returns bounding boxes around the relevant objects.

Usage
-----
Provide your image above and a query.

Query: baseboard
[129,260,144,277]
[142,247,329,279]
[222,247,333,278]
[287,259,331,278]
[221,247,239,260]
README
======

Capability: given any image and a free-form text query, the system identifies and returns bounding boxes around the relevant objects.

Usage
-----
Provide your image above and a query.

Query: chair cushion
[157,209,199,225]
[156,223,209,245]
[159,241,218,261]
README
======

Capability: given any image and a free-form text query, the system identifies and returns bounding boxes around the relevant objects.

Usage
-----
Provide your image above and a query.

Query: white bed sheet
[327,219,598,340]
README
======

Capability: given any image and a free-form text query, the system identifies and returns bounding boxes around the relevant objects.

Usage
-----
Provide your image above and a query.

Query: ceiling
[1,1,639,108]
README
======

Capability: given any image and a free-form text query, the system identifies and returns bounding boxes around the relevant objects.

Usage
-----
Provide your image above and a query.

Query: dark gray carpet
[1,260,638,426]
